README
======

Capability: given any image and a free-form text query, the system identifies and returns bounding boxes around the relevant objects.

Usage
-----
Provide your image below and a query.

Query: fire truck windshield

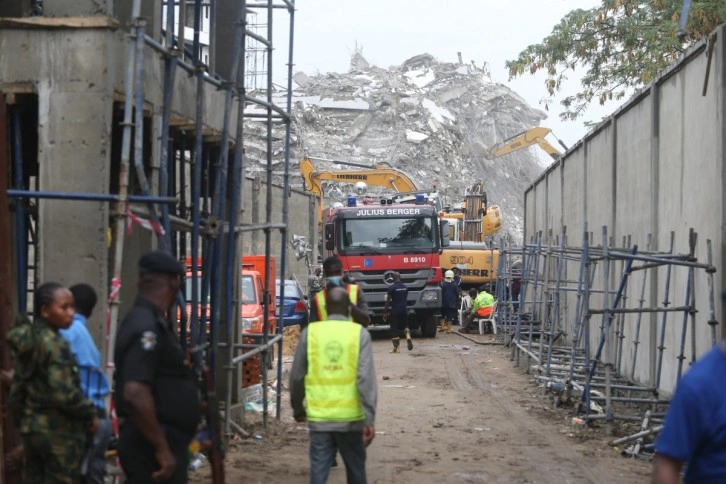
[341,216,435,253]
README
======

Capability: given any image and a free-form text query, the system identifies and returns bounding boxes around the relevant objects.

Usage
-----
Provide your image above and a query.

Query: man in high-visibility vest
[460,285,495,334]
[309,256,370,327]
[290,287,378,484]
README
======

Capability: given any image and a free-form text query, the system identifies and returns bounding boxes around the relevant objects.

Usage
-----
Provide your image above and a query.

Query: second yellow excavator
[485,126,568,161]
[439,181,502,243]
[299,156,423,225]
[439,181,503,288]
[300,156,419,196]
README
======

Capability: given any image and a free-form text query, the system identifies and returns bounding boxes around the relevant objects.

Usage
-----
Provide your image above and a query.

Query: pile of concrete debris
[244,50,548,243]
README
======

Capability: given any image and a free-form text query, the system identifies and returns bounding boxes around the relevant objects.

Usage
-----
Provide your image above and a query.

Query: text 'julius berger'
[355,208,421,216]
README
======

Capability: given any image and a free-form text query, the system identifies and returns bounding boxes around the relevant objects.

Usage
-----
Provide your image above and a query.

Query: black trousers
[118,423,191,484]
[390,313,409,339]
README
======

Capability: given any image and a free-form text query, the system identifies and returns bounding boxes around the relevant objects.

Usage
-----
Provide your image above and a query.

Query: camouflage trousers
[22,432,86,483]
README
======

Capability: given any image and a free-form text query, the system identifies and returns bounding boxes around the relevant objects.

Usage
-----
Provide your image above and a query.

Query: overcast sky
[270,0,618,153]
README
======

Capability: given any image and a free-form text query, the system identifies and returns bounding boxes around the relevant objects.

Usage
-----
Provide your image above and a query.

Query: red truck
[183,255,277,335]
[323,195,450,336]
[240,255,277,334]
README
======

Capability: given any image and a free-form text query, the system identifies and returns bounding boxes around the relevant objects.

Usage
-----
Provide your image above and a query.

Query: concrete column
[36,82,112,347]
[212,0,238,81]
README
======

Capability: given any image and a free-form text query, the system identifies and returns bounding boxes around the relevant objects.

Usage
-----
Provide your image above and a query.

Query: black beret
[138,251,185,277]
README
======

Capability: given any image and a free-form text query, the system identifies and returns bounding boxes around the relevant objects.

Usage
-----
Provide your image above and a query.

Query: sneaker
[390,346,400,353]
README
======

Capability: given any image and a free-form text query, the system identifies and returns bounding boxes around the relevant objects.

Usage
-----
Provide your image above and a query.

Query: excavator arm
[300,156,418,195]
[485,127,567,161]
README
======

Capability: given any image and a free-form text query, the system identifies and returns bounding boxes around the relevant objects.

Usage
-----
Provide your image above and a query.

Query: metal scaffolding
[2,0,297,477]
[493,226,717,443]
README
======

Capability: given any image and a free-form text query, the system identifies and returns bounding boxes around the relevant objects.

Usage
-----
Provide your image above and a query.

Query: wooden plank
[0,84,36,95]
[111,91,153,115]
[0,16,119,30]
[169,113,193,127]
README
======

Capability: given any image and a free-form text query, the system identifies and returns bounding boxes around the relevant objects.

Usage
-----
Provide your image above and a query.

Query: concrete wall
[0,27,117,343]
[523,27,726,395]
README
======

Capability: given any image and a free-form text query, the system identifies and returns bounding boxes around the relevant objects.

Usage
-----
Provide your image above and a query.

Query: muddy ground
[191,328,653,483]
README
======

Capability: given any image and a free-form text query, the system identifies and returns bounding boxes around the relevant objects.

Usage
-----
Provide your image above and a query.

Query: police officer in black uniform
[114,251,200,483]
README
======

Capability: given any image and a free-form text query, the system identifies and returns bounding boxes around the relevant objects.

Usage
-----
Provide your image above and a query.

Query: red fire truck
[323,194,450,336]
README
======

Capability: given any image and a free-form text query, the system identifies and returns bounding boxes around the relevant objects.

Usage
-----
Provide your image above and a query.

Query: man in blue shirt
[61,283,113,484]
[652,292,726,483]
[383,272,411,352]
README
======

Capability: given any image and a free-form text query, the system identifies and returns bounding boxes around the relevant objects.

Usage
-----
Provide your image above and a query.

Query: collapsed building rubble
[245,49,550,243]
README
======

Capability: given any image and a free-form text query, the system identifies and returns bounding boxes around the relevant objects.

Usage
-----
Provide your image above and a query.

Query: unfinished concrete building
[1,0,304,478]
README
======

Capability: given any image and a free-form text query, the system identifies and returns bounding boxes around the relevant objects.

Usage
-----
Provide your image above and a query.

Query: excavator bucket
[482,205,502,237]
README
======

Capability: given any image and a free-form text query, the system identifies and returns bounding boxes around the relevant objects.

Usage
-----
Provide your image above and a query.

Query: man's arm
[352,286,371,326]
[47,343,97,422]
[123,382,169,451]
[651,454,682,484]
[356,330,377,427]
[652,380,702,483]
[382,289,392,322]
[123,382,176,481]
[309,297,320,323]
[289,328,309,421]
[119,323,175,481]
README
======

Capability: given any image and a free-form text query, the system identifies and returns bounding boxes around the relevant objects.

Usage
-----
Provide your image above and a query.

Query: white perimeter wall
[524,28,726,395]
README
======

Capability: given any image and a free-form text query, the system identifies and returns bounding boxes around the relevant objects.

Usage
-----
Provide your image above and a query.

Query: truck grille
[350,269,431,295]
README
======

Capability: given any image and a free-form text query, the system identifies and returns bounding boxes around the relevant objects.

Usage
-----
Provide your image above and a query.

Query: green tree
[506,0,726,121]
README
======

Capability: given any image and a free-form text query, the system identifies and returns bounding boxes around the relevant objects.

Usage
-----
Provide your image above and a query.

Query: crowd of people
[4,251,201,483]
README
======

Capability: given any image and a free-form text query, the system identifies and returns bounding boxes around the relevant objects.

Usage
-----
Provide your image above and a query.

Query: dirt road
[194,330,652,483]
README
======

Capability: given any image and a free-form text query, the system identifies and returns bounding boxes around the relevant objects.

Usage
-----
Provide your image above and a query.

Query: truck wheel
[420,314,438,338]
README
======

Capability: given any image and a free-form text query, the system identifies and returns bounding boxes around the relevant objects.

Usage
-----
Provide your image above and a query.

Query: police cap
[138,251,185,277]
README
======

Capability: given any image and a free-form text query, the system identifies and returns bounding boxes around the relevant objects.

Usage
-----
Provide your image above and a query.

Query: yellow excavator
[485,127,568,161]
[299,156,421,225]
[439,181,502,243]
[439,181,503,288]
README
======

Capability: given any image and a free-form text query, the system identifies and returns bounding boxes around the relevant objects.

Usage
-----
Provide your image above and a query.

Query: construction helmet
[444,270,455,279]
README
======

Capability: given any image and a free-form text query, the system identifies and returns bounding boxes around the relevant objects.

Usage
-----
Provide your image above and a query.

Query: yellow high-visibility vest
[315,284,359,321]
[305,320,364,422]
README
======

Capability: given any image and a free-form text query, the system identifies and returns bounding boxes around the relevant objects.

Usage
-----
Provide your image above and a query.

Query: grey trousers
[309,430,366,484]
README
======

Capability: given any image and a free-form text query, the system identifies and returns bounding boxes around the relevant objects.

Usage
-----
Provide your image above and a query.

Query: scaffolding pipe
[614,235,631,376]
[536,236,550,372]
[6,190,177,203]
[189,0,206,372]
[655,232,675,389]
[106,0,141,380]
[157,0,179,251]
[706,240,718,346]
[609,424,663,447]
[261,0,275,429]
[131,17,163,244]
[546,228,565,376]
[676,230,697,380]
[11,107,27,314]
[224,0,249,442]
[231,334,282,364]
[585,244,637,388]
[1,93,24,484]
[208,0,246,383]
[275,0,296,419]
[629,235,652,381]
[526,233,543,372]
